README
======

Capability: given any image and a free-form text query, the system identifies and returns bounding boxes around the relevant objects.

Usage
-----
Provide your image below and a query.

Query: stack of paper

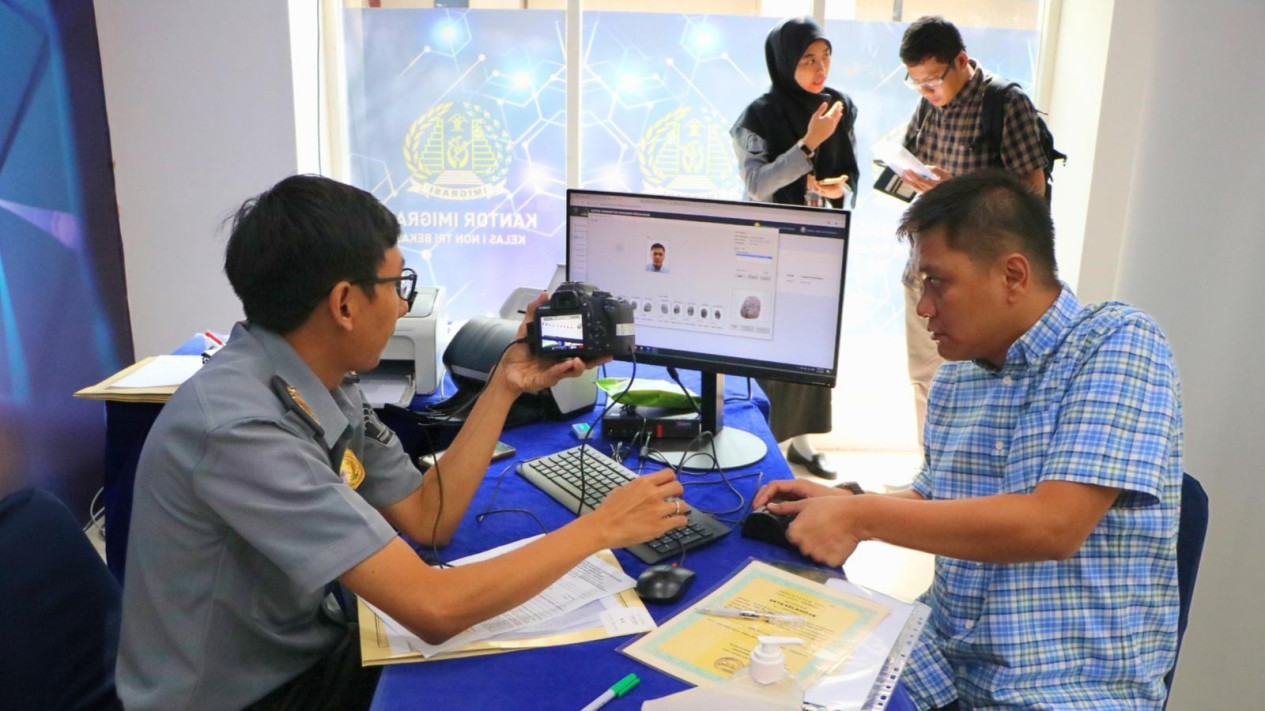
[74,355,203,404]
[358,536,657,665]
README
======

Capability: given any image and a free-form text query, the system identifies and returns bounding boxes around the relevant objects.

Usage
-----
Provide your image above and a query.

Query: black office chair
[0,488,123,710]
[1162,472,1209,708]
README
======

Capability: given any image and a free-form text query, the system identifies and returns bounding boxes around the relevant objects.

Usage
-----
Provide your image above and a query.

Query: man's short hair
[896,170,1058,287]
[900,16,966,66]
[650,243,665,252]
[224,175,400,335]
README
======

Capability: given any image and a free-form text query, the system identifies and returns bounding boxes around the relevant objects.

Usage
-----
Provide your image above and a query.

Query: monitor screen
[566,190,850,388]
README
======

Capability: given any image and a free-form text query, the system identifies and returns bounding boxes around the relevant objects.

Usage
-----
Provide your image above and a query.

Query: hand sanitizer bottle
[724,636,805,709]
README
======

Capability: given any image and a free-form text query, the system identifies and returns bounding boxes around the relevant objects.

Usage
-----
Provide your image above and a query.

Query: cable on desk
[479,461,520,515]
[415,420,450,568]
[475,508,549,536]
[573,352,638,518]
[409,338,525,425]
[82,486,106,538]
[724,376,755,403]
[416,338,525,567]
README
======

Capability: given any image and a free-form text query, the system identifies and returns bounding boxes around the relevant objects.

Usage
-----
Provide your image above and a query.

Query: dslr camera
[527,282,635,359]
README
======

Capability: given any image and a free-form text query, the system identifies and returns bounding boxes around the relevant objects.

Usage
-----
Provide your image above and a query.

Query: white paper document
[111,355,203,388]
[871,141,936,180]
[365,535,639,658]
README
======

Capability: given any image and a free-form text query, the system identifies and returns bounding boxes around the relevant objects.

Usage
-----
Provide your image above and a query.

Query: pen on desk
[579,673,640,711]
[699,608,807,624]
[204,331,224,346]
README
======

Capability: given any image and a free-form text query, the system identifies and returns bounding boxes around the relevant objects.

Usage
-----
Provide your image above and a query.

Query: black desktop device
[566,189,851,469]
[601,405,701,441]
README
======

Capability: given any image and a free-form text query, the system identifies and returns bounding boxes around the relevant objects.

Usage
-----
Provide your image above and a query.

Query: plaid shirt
[904,287,1182,709]
[902,60,1046,179]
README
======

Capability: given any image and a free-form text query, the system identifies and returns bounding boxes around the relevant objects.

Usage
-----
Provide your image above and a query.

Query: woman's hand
[808,174,848,201]
[803,100,845,151]
[589,469,688,550]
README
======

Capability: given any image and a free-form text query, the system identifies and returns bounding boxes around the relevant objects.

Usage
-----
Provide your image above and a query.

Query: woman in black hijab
[732,17,859,209]
[730,17,859,479]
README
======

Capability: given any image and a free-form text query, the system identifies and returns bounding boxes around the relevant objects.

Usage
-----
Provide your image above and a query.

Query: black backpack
[973,75,1066,201]
[903,74,1066,201]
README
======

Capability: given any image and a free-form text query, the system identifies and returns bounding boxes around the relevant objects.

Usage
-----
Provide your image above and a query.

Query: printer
[361,285,447,407]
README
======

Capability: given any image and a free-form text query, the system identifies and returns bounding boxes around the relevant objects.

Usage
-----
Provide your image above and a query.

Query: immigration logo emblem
[637,106,739,197]
[341,450,366,491]
[404,101,513,200]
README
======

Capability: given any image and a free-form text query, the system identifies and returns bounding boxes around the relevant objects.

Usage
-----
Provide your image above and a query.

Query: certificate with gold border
[623,559,890,688]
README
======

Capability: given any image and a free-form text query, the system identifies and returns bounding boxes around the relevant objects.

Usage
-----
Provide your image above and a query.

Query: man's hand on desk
[586,469,688,550]
[496,293,612,395]
[753,478,856,509]
[752,479,862,568]
[768,495,864,568]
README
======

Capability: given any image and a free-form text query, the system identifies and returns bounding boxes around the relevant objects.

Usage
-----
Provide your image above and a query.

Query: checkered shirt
[902,60,1047,179]
[903,287,1183,709]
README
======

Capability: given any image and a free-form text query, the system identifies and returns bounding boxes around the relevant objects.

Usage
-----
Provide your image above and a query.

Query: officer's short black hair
[650,243,665,252]
[900,16,966,67]
[224,175,400,335]
[896,170,1058,287]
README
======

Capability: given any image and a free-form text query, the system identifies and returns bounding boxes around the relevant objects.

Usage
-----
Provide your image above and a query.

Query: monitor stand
[645,372,768,470]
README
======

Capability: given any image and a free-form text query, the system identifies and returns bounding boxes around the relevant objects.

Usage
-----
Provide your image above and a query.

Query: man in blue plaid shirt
[754,170,1182,709]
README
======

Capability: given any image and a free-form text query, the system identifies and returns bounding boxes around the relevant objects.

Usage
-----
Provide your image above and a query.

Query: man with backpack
[895,16,1057,445]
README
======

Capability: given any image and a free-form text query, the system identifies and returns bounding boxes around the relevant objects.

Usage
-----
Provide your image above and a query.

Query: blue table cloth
[371,366,915,711]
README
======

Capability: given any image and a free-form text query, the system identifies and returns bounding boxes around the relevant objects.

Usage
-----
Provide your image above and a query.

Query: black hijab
[733,17,859,207]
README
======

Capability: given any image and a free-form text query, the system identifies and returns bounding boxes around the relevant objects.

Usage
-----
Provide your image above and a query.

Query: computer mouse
[741,506,796,549]
[635,564,697,605]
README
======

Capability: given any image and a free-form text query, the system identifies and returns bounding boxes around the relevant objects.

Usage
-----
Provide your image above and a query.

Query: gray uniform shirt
[117,322,422,711]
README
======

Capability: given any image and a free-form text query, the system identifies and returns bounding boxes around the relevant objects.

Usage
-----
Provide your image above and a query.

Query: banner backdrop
[344,8,568,323]
[343,9,1034,333]
[0,0,131,512]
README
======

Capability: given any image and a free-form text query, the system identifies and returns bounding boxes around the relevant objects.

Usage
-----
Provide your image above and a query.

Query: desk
[370,367,914,711]
[92,363,913,710]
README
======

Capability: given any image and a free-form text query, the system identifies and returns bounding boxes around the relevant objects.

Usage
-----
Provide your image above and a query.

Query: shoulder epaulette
[270,375,325,439]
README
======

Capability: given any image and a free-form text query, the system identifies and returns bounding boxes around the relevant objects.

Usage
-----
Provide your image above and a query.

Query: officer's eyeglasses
[356,268,418,310]
[903,64,953,92]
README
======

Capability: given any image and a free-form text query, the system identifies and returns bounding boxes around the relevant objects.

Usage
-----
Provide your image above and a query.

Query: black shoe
[786,446,838,480]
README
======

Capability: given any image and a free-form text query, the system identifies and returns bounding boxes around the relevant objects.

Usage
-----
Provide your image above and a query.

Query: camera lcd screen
[538,313,586,352]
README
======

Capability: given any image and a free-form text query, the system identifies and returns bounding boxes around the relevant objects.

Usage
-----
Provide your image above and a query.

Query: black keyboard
[516,444,730,564]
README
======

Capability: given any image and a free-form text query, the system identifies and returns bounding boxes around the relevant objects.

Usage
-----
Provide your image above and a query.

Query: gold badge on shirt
[287,385,317,421]
[341,450,366,490]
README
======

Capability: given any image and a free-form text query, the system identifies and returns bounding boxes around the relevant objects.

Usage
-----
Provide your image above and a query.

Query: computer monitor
[566,189,850,469]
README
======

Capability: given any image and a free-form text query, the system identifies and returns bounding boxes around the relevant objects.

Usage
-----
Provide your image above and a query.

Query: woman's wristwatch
[797,139,816,160]
[835,482,864,495]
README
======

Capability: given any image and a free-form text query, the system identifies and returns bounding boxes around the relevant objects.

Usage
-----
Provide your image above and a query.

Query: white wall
[95,0,302,357]
[1044,0,1116,294]
[1081,0,1265,704]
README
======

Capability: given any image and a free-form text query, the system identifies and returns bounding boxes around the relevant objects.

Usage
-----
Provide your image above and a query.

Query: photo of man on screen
[647,242,669,273]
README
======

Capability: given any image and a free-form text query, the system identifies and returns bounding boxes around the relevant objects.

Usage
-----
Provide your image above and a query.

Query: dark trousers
[243,625,381,711]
